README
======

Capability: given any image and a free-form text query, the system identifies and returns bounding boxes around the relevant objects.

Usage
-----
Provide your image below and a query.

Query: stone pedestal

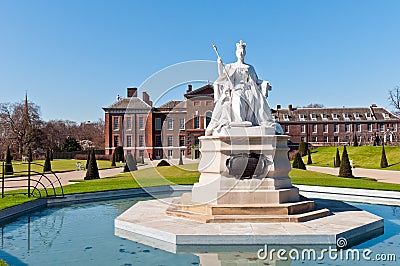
[191,127,298,205]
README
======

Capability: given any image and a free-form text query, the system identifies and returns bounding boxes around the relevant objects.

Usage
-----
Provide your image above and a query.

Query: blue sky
[0,0,399,122]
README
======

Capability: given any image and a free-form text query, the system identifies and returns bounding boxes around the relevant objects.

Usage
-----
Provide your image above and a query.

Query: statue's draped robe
[206,62,282,135]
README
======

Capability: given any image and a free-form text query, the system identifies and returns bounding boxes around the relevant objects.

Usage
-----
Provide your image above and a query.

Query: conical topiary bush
[334,148,341,167]
[178,151,184,165]
[298,141,308,156]
[380,144,388,168]
[353,134,359,147]
[111,152,116,167]
[338,146,353,177]
[124,153,137,172]
[43,149,52,172]
[85,149,100,180]
[5,146,13,175]
[292,152,306,170]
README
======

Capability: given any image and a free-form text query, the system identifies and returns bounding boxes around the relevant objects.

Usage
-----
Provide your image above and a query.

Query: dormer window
[354,113,361,119]
[283,114,289,121]
[299,114,305,120]
[383,113,390,119]
[310,113,317,120]
[365,113,373,120]
[322,114,328,120]
[343,113,350,119]
[332,113,338,120]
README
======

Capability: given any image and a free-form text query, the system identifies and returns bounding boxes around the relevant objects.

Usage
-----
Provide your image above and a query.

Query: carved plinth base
[166,193,330,223]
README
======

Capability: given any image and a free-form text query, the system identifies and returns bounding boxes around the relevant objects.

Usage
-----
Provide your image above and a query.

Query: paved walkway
[307,165,400,184]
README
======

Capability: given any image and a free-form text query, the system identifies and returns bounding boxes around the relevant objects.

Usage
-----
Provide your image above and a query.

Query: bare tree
[389,86,400,115]
[0,101,43,154]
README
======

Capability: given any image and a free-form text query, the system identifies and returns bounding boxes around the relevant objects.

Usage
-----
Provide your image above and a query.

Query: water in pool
[0,195,399,265]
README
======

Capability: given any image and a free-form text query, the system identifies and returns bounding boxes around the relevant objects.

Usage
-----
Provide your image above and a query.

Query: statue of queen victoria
[205,40,284,136]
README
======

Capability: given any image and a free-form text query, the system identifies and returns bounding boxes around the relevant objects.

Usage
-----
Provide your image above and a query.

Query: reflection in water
[0,196,399,266]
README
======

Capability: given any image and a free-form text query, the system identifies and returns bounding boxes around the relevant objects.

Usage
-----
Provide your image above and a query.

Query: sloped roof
[158,100,184,109]
[103,97,151,110]
[184,84,214,98]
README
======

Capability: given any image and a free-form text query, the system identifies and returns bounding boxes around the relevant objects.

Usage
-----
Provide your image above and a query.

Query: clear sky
[1,0,399,122]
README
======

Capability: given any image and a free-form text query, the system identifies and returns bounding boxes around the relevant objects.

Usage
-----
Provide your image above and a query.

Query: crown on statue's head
[236,40,246,49]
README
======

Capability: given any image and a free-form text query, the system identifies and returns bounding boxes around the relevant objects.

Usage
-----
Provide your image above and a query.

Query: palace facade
[103,85,400,159]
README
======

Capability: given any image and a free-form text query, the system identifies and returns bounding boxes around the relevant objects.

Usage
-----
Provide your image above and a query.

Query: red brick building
[104,85,400,159]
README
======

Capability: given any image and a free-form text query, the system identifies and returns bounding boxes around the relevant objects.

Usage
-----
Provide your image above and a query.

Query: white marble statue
[205,40,284,136]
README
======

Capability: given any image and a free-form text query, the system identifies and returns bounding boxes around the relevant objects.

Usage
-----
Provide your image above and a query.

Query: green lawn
[0,259,9,266]
[306,146,400,170]
[0,159,116,177]
[290,168,400,191]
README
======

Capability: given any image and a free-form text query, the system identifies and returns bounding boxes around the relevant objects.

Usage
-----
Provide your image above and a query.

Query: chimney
[370,104,377,108]
[127,88,137,97]
[187,84,192,93]
[276,104,281,110]
[142,91,153,106]
[288,104,293,112]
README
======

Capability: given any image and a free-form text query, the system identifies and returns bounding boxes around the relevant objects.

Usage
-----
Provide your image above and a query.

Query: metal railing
[1,161,64,199]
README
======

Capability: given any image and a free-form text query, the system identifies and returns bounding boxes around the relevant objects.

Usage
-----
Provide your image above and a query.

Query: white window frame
[301,124,306,133]
[179,118,185,130]
[312,124,317,133]
[332,113,338,120]
[322,114,328,120]
[334,124,339,133]
[167,136,173,146]
[310,113,317,120]
[167,118,173,130]
[323,124,328,133]
[368,123,373,132]
[139,117,144,130]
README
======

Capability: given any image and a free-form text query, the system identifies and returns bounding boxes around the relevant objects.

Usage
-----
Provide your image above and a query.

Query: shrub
[5,146,13,175]
[114,146,124,162]
[334,148,341,167]
[124,153,137,172]
[380,144,388,168]
[111,152,116,167]
[85,150,100,180]
[157,160,170,167]
[61,137,81,152]
[43,149,52,172]
[298,141,308,156]
[178,151,184,165]
[353,134,359,147]
[85,151,90,169]
[307,149,312,165]
[338,146,353,177]
[292,152,306,170]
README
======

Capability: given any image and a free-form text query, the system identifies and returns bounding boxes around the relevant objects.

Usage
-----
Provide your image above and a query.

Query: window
[334,124,339,133]
[179,118,185,129]
[284,125,289,133]
[193,101,200,106]
[312,136,317,142]
[155,135,162,147]
[345,124,351,132]
[380,123,385,132]
[139,117,144,130]
[113,117,119,130]
[323,136,328,142]
[139,135,144,147]
[139,150,144,157]
[126,136,132,147]
[155,118,161,130]
[206,101,213,106]
[301,124,306,133]
[312,124,317,133]
[383,113,390,119]
[366,113,372,120]
[334,136,339,142]
[299,114,305,120]
[323,124,328,133]
[126,117,132,130]
[283,114,289,121]
[167,150,173,158]
[127,150,131,155]
[194,136,200,146]
[368,123,372,132]
[332,113,338,120]
[205,111,212,128]
[113,135,119,147]
[167,136,173,146]
[354,113,360,119]
[393,124,397,132]
[310,113,317,120]
[194,115,200,129]
[300,137,305,142]
[179,136,185,146]
[167,118,173,130]
[322,114,328,120]
[343,113,349,119]
[356,123,361,132]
